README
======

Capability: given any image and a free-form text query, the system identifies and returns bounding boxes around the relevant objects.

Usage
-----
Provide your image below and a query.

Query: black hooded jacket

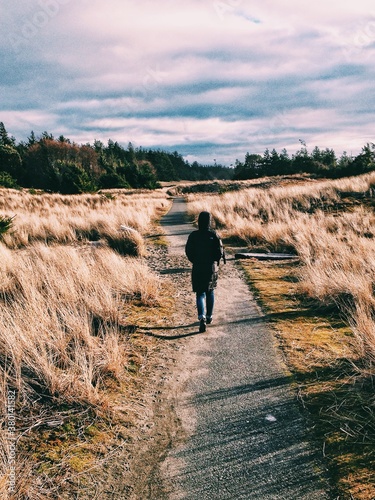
[185,212,224,293]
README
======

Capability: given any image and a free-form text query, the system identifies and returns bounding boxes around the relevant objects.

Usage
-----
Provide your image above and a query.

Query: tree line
[233,143,375,180]
[1,121,374,193]
[0,122,232,193]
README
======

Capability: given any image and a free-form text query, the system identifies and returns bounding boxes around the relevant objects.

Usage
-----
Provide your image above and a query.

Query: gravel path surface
[156,198,330,500]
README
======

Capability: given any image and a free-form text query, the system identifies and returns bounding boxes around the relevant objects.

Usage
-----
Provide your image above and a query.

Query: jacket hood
[198,211,211,230]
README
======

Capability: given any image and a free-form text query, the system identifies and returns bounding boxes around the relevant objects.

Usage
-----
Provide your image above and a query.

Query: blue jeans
[196,290,214,320]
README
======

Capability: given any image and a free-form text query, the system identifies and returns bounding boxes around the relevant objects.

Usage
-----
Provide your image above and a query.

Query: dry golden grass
[187,172,375,366]
[0,188,170,255]
[2,175,375,496]
[241,259,375,499]
[187,173,375,498]
[0,187,172,498]
[0,243,164,497]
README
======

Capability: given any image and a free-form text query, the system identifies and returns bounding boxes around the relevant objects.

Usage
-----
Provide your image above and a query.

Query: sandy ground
[135,197,331,500]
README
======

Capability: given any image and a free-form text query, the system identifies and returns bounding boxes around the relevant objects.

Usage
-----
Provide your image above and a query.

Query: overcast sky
[1,0,375,164]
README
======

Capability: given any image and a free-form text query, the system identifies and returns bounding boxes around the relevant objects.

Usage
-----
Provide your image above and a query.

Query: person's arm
[214,233,225,264]
[185,233,195,263]
[219,238,226,264]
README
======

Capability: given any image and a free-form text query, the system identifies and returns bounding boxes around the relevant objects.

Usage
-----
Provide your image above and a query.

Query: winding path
[158,198,330,500]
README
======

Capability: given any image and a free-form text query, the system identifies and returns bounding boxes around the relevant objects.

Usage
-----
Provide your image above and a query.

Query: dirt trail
[154,197,330,500]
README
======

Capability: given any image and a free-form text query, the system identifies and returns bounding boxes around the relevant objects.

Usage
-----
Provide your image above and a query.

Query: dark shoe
[206,317,213,325]
[199,318,206,333]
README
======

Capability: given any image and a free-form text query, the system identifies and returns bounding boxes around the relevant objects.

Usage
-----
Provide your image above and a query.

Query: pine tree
[0,122,14,146]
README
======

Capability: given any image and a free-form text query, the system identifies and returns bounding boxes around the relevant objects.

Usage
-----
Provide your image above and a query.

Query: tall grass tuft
[0,187,171,497]
[187,172,375,370]
[0,242,163,497]
[0,189,169,254]
[0,243,161,405]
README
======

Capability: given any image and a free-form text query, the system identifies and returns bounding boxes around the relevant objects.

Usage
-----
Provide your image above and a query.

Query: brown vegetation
[2,174,375,497]
[0,189,169,254]
[187,173,375,498]
[0,188,172,498]
[187,172,375,368]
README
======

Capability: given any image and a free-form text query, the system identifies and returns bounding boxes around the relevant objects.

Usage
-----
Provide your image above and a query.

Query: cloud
[0,109,59,134]
[1,0,375,164]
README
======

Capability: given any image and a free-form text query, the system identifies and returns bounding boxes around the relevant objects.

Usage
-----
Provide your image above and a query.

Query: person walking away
[185,211,225,333]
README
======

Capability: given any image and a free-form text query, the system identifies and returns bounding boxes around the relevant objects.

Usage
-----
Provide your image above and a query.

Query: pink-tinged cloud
[1,0,375,163]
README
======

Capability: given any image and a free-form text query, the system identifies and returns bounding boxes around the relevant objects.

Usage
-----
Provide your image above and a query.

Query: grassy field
[0,188,170,253]
[186,173,375,499]
[1,176,375,498]
[0,188,172,498]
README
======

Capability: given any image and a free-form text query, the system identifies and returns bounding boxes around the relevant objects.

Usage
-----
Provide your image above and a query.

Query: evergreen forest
[0,122,374,193]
